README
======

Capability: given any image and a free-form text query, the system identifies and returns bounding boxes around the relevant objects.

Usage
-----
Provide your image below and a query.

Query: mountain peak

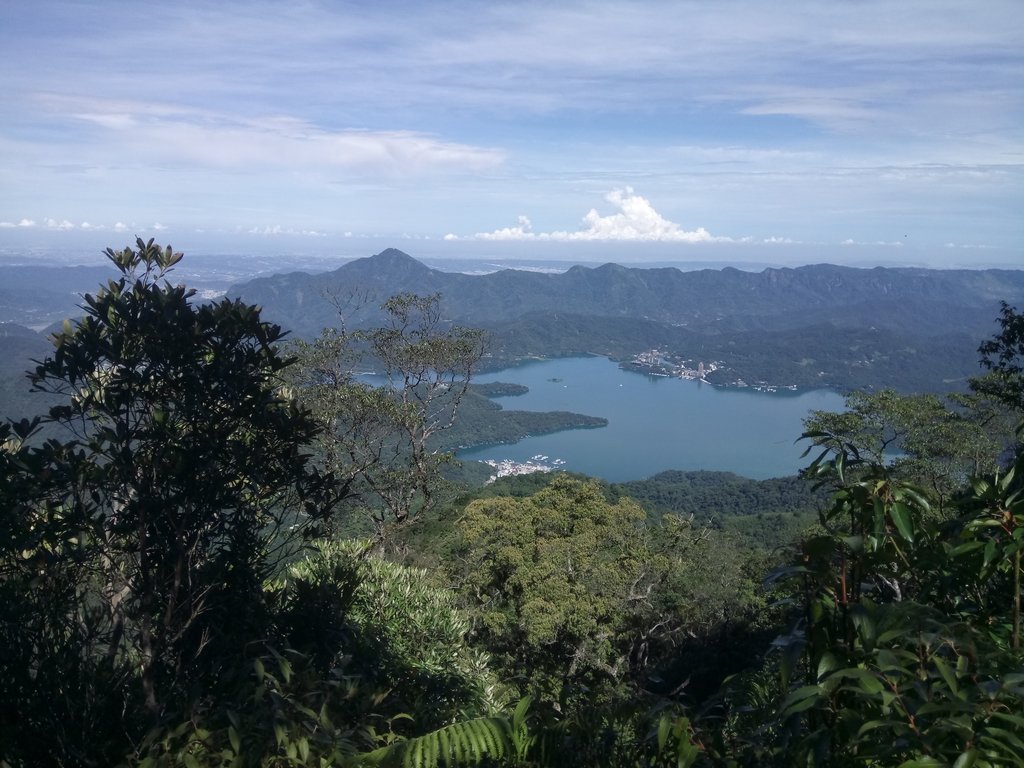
[375,248,416,261]
[344,248,433,276]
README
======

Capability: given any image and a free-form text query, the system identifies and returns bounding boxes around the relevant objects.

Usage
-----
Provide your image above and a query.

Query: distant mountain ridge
[232,248,1024,335]
[229,249,1024,393]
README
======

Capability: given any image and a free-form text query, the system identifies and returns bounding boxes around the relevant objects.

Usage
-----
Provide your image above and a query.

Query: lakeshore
[459,356,844,482]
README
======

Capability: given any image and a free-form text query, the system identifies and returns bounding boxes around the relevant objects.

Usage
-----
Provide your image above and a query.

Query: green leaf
[817,651,840,681]
[780,685,821,717]
[933,656,959,697]
[889,501,915,543]
[952,749,979,768]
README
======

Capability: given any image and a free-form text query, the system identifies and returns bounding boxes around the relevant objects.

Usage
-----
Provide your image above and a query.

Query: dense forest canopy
[2,241,1024,766]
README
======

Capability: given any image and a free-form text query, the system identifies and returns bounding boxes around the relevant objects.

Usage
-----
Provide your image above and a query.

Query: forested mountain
[6,240,1024,766]
[231,248,1024,336]
[230,249,1024,392]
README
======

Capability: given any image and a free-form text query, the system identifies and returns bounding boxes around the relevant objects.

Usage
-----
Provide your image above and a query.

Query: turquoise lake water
[458,356,846,481]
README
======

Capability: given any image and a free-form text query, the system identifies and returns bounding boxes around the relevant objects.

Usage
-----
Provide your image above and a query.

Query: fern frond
[353,715,514,768]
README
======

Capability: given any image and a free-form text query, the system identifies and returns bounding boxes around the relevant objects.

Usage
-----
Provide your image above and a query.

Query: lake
[459,356,846,481]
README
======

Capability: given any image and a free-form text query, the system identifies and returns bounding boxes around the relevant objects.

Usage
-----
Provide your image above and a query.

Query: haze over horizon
[1,1,1021,268]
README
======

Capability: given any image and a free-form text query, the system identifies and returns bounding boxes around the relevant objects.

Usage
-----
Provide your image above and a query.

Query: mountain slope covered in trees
[230,249,1024,392]
[4,241,1024,766]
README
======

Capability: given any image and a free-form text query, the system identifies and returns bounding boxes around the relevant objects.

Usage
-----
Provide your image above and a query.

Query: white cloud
[943,241,996,250]
[247,224,326,237]
[113,222,127,231]
[841,238,905,247]
[152,222,167,231]
[62,99,504,177]
[2,218,113,230]
[470,189,731,243]
[471,215,535,241]
[250,225,283,235]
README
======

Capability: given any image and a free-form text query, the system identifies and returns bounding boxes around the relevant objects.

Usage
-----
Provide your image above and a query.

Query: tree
[0,239,339,763]
[804,389,1004,513]
[288,292,485,535]
[975,301,1024,414]
[452,476,758,708]
[280,539,506,731]
[745,429,1024,766]
[455,477,652,700]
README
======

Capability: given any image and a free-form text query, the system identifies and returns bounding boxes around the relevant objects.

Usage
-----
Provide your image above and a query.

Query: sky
[1,0,1022,266]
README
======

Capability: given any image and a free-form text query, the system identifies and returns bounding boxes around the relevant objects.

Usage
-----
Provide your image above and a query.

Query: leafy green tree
[974,301,1024,414]
[455,476,652,701]
[279,539,507,729]
[804,389,1003,512]
[960,455,1024,651]
[0,239,339,764]
[288,293,485,535]
[746,437,1024,766]
[452,476,761,713]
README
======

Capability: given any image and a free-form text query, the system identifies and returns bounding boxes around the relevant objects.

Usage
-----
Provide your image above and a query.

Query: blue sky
[1,0,1022,265]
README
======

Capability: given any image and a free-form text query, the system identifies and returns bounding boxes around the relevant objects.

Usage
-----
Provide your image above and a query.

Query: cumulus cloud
[113,222,127,231]
[45,218,75,230]
[464,189,730,243]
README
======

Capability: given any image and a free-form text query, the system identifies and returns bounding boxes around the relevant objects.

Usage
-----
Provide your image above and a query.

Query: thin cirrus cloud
[452,189,739,243]
[0,1,1020,253]
[66,101,504,176]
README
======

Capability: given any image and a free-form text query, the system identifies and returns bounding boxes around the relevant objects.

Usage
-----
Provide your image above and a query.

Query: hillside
[229,249,1024,392]
[0,323,57,421]
[0,264,116,329]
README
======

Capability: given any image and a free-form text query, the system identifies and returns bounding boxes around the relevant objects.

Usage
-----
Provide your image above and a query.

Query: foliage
[288,293,486,534]
[452,475,766,719]
[353,696,705,768]
[741,435,1024,766]
[135,538,505,767]
[0,240,345,766]
[355,697,531,768]
[804,388,1007,512]
[455,476,651,700]
[974,301,1024,414]
[7,242,1024,766]
[616,469,825,550]
[279,539,507,729]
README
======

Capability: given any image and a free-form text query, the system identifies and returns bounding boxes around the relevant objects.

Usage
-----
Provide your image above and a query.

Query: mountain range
[228,249,1024,393]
